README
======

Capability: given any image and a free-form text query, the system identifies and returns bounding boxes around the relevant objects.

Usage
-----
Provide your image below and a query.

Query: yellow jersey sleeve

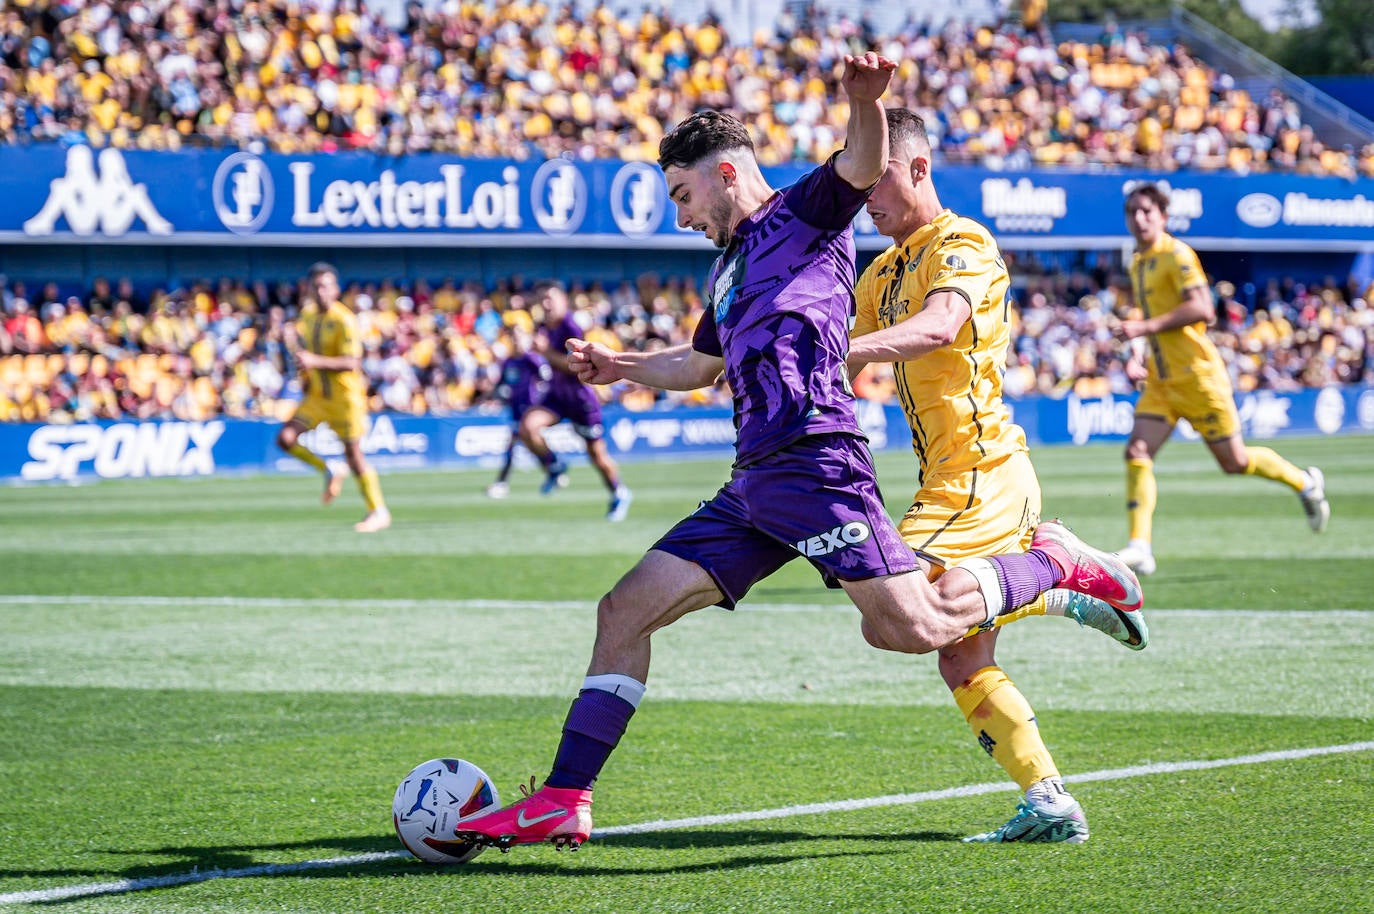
[852,255,886,339]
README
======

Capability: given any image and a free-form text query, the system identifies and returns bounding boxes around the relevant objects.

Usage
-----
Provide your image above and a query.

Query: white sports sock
[955,557,1005,625]
[1026,776,1077,815]
[583,673,646,708]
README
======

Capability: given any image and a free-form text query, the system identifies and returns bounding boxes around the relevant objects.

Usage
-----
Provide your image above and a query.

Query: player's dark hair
[307,262,338,282]
[658,111,755,170]
[1126,183,1170,214]
[886,108,930,155]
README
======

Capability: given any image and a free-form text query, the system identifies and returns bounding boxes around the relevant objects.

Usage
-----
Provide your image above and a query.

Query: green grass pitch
[1,436,1371,913]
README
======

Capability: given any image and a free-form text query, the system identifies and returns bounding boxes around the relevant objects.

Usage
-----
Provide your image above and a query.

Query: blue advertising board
[3,387,1370,484]
[3,145,1373,251]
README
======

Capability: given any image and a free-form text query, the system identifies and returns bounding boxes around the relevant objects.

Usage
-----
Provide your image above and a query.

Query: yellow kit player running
[1115,184,1328,574]
[849,109,1147,844]
[275,262,390,533]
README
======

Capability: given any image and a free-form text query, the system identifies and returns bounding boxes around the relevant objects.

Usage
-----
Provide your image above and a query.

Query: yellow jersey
[297,300,365,404]
[853,210,1027,479]
[1129,232,1223,381]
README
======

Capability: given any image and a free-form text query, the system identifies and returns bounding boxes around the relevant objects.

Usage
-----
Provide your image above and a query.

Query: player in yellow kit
[1114,184,1328,575]
[275,262,390,533]
[849,109,1147,844]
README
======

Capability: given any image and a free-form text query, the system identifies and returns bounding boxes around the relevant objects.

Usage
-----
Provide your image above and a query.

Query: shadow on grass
[0,827,963,901]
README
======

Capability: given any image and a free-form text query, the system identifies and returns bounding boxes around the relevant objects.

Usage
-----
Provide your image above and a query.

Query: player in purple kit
[486,327,551,499]
[454,52,1141,852]
[517,283,633,521]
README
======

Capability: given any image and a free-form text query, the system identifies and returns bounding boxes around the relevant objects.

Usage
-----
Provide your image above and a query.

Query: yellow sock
[287,443,327,473]
[1126,457,1156,543]
[961,594,1046,640]
[358,469,386,512]
[952,666,1058,791]
[1243,446,1307,491]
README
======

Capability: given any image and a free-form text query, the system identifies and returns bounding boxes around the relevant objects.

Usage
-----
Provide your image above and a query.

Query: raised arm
[568,339,724,391]
[833,52,897,190]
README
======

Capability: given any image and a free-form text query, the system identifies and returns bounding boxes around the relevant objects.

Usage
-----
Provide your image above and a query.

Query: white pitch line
[0,594,1369,617]
[2,740,1370,907]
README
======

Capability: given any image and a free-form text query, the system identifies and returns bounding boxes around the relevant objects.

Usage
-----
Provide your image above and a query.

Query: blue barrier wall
[4,386,1371,484]
[5,146,1374,253]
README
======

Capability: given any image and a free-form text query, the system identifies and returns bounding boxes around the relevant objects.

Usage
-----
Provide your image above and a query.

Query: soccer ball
[392,758,501,864]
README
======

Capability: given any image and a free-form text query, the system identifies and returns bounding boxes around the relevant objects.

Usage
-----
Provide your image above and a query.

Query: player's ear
[718,160,737,186]
[911,156,929,183]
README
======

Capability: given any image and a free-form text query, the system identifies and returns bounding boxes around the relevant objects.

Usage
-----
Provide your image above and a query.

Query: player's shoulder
[937,212,997,247]
[1164,233,1200,262]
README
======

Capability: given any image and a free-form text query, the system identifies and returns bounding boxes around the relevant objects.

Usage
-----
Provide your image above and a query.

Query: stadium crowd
[1,266,1369,424]
[1,0,1372,177]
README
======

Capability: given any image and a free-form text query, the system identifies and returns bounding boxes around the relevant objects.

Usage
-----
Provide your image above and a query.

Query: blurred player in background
[849,108,1147,845]
[486,327,552,498]
[275,262,390,533]
[520,282,632,521]
[451,54,1141,854]
[1114,184,1329,575]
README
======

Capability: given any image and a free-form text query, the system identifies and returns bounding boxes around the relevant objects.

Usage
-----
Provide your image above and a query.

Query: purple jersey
[692,157,868,466]
[498,352,550,416]
[542,314,588,397]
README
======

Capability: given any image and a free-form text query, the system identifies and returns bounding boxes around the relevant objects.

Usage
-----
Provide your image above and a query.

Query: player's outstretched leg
[1048,590,1149,650]
[964,777,1090,844]
[1299,466,1330,532]
[454,778,593,851]
[957,592,1148,650]
[1030,521,1143,612]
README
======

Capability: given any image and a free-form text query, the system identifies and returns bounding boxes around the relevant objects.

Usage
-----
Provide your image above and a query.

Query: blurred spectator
[0,0,1367,176]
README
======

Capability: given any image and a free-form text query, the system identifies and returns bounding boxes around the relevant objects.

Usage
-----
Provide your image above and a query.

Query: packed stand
[1,266,1369,425]
[0,0,1370,177]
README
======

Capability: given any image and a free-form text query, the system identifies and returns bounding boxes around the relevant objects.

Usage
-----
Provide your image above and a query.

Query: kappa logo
[795,521,871,557]
[24,146,172,237]
[610,162,666,238]
[531,159,587,235]
[213,151,274,235]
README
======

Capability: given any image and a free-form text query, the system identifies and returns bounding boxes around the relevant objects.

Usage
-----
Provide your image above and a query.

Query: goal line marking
[2,740,1369,906]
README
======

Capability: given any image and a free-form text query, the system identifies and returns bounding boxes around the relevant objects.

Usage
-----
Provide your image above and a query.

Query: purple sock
[988,551,1063,613]
[546,688,637,790]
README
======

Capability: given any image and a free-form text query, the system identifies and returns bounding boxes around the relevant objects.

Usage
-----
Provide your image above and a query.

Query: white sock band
[583,673,646,708]
[955,557,1005,625]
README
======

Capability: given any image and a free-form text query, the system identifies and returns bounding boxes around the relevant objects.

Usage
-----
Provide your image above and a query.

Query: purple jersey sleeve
[782,151,872,231]
[691,306,722,357]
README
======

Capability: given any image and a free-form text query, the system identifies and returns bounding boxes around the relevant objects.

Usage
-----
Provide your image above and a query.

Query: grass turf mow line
[2,740,1369,907]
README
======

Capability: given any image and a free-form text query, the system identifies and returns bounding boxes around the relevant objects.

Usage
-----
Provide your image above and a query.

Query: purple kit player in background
[454,51,1141,853]
[485,327,551,499]
[518,282,633,521]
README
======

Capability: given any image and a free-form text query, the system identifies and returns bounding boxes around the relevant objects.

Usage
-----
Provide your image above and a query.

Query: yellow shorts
[1135,370,1239,442]
[897,450,1041,568]
[291,395,368,442]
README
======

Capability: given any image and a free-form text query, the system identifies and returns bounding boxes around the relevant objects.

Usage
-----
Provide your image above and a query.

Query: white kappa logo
[24,146,172,237]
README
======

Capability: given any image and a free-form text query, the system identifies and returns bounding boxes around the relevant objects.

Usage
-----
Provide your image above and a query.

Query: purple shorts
[652,433,917,608]
[539,382,604,440]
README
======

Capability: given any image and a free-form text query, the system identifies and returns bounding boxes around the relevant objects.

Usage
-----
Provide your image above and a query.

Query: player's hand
[566,338,623,384]
[1125,356,1148,384]
[296,350,322,370]
[841,52,897,103]
[1116,318,1150,341]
